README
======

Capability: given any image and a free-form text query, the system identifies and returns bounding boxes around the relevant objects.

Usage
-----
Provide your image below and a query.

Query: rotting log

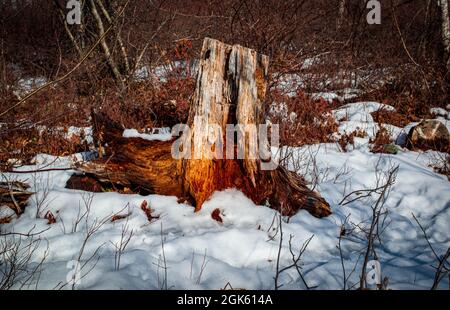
[0,181,33,215]
[76,38,331,218]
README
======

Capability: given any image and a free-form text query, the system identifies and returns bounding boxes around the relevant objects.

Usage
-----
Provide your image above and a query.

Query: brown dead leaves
[141,200,159,222]
[211,208,223,223]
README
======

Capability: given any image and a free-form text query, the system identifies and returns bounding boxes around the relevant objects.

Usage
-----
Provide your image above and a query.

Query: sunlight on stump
[76,38,331,218]
[181,38,269,211]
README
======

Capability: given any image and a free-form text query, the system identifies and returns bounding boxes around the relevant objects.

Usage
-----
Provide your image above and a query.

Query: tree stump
[77,38,331,218]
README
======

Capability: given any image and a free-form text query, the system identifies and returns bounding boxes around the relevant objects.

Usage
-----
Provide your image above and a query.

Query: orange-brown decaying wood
[76,38,331,218]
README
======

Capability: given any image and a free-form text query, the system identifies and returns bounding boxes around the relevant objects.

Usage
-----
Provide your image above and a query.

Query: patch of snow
[276,74,305,97]
[331,102,395,139]
[67,126,93,144]
[340,88,362,101]
[332,102,395,122]
[430,108,449,120]
[133,61,198,83]
[133,66,151,81]
[310,92,341,103]
[13,77,47,99]
[301,56,322,70]
[309,89,362,103]
[123,128,172,141]
[0,206,15,219]
[269,102,289,118]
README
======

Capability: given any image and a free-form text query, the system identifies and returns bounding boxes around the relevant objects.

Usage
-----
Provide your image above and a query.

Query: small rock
[406,120,450,152]
[371,143,399,155]
[383,144,399,154]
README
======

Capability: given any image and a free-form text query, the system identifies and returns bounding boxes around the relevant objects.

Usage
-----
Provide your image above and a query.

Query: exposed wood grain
[76,38,331,218]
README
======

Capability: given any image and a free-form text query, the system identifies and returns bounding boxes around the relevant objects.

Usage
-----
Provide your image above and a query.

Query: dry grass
[270,91,339,147]
[370,128,394,154]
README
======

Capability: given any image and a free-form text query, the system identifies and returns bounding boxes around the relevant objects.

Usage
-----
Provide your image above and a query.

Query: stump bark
[77,38,331,218]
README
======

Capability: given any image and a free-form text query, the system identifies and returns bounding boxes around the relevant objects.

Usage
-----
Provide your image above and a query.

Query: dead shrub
[270,90,339,147]
[0,125,90,168]
[338,131,355,152]
[431,155,450,181]
[370,127,394,154]
[371,109,415,128]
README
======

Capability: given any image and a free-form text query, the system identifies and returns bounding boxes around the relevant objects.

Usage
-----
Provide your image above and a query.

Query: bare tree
[338,161,398,290]
[412,213,450,290]
[438,0,450,70]
[337,0,347,30]
[88,0,125,90]
[274,213,315,290]
[0,228,49,290]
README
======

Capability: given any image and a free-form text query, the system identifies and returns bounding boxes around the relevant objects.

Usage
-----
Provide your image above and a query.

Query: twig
[274,213,283,290]
[359,165,399,289]
[431,248,450,290]
[274,212,315,289]
[196,249,208,285]
[412,213,450,289]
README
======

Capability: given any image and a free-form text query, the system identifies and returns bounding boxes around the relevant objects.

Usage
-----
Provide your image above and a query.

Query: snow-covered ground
[1,102,449,290]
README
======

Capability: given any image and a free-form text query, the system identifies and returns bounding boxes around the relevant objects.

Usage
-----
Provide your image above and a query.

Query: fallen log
[0,181,33,215]
[76,38,331,218]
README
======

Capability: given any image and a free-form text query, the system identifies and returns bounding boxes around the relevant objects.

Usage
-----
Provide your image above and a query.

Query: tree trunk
[95,0,130,74]
[438,0,450,70]
[77,38,331,218]
[337,0,346,30]
[89,0,125,90]
[180,38,270,211]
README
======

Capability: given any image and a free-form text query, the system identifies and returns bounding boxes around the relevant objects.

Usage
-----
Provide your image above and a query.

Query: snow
[133,66,151,81]
[430,107,449,120]
[1,101,449,290]
[301,55,322,70]
[0,207,15,219]
[13,77,48,99]
[133,61,198,83]
[331,102,396,139]
[67,126,93,144]
[123,128,172,141]
[310,92,341,103]
[333,102,395,122]
[276,74,305,97]
[309,89,361,103]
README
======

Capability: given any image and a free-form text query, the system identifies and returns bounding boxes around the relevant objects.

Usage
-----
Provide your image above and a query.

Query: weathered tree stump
[77,38,331,218]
